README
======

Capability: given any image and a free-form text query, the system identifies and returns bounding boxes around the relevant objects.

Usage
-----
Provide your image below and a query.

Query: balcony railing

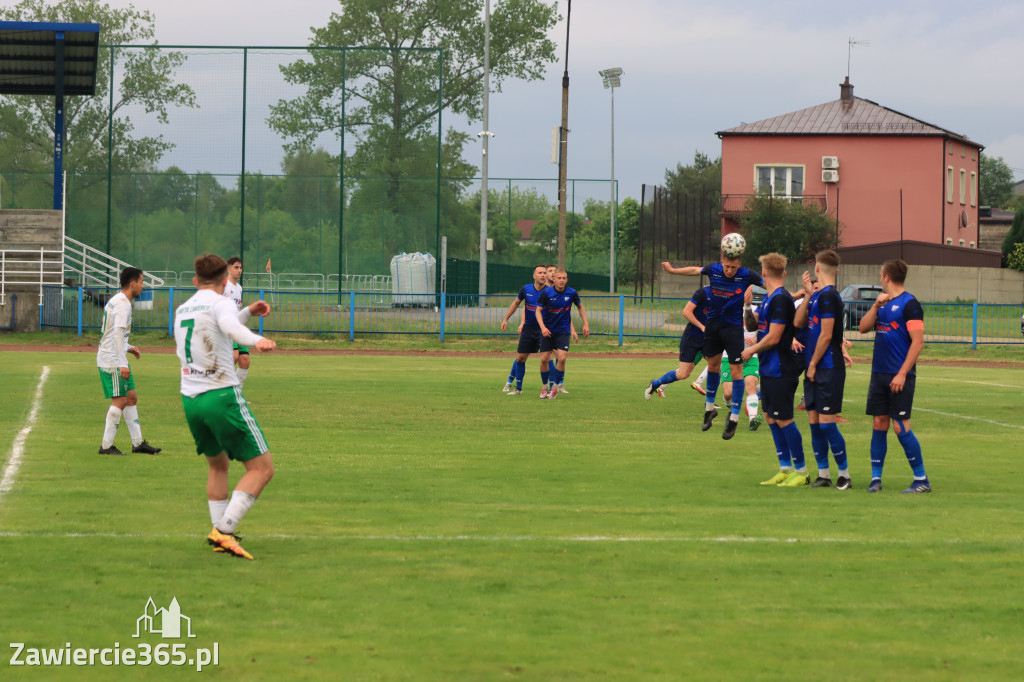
[720,194,827,218]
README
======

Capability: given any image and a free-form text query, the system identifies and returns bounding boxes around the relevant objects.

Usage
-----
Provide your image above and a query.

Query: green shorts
[743,356,760,379]
[98,367,135,399]
[182,386,269,462]
[232,342,250,355]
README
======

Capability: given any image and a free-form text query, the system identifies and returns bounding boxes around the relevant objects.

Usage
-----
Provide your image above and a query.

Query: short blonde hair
[758,252,787,278]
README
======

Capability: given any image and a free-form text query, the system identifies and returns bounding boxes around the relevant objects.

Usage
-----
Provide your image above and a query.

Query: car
[750,284,766,307]
[1020,312,1023,336]
[839,283,884,330]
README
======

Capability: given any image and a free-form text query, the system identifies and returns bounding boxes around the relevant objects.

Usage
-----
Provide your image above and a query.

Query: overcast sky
[104,0,1024,201]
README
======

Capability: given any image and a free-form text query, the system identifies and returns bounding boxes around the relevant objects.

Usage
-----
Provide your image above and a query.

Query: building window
[970,171,977,207]
[970,241,976,248]
[947,141,953,155]
[755,165,804,199]
[959,239,965,246]
[961,145,965,158]
[947,166,954,203]
[960,169,966,205]
[946,237,953,245]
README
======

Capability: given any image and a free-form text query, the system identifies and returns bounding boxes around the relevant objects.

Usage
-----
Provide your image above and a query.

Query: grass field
[2,349,1024,680]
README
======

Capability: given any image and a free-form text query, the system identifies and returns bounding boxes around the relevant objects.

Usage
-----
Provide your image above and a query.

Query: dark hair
[194,254,228,285]
[120,267,143,289]
[881,259,908,284]
[816,249,840,270]
[226,256,242,267]
[534,263,548,272]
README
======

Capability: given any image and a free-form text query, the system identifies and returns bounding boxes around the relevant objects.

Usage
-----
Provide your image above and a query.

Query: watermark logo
[9,597,218,671]
[134,597,196,639]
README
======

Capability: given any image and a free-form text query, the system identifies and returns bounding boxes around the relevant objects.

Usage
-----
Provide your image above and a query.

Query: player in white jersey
[224,256,251,388]
[96,267,161,455]
[174,254,276,560]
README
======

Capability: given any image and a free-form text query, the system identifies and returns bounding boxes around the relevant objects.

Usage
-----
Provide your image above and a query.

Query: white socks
[123,405,143,446]
[236,367,248,388]
[215,490,257,535]
[208,499,229,526]
[102,406,122,448]
[746,394,759,419]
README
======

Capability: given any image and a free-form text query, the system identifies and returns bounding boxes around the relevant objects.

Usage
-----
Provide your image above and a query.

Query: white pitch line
[0,366,51,503]
[912,407,1024,430]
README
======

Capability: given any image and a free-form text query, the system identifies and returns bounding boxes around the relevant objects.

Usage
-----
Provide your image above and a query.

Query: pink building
[717,79,983,252]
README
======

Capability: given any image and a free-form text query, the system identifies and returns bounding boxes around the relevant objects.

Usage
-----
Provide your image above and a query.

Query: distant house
[717,78,993,263]
[978,206,1015,251]
[1014,179,1024,196]
[514,219,537,244]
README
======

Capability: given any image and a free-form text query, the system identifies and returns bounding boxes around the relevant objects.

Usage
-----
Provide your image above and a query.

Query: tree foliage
[1006,242,1024,272]
[737,190,839,268]
[663,152,721,197]
[979,154,1015,208]
[267,0,558,182]
[1001,209,1024,258]
[0,0,196,177]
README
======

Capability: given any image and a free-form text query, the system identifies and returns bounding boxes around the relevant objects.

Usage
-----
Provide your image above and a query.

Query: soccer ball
[721,232,746,258]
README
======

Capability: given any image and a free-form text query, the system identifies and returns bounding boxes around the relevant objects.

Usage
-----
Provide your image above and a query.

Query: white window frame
[946,166,954,203]
[960,169,967,205]
[970,171,977,207]
[754,164,805,199]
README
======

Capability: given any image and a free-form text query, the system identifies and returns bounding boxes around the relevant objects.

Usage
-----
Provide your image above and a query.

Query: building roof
[717,82,977,146]
[515,219,537,241]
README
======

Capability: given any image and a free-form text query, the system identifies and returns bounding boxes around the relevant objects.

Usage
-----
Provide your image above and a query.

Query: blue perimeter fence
[40,285,1024,348]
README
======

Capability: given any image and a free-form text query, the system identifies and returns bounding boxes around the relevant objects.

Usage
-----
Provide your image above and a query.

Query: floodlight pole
[599,68,622,293]
[556,0,572,269]
[52,30,65,210]
[478,0,492,307]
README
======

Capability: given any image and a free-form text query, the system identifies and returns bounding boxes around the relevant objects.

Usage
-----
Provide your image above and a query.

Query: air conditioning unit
[822,156,839,169]
[821,169,839,183]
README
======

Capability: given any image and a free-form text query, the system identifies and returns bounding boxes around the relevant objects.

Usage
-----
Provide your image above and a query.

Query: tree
[738,191,839,268]
[979,154,1015,208]
[267,0,558,197]
[0,0,196,180]
[663,152,722,197]
[1001,210,1024,259]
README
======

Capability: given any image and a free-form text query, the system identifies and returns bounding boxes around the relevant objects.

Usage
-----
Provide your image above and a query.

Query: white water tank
[389,252,436,305]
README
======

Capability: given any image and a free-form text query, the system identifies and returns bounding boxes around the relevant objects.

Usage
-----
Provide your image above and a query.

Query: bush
[1006,243,1024,272]
[737,190,840,268]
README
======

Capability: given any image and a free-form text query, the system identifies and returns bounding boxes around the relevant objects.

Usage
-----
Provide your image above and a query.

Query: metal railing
[63,235,165,289]
[39,286,1024,348]
[1,246,64,305]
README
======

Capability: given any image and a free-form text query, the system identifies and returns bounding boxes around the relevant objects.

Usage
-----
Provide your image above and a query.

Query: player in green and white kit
[174,254,276,560]
[96,266,161,455]
[224,256,251,388]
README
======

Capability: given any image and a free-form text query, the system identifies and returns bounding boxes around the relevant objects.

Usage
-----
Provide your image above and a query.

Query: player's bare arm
[681,300,705,334]
[891,323,925,393]
[500,298,521,331]
[535,307,550,337]
[128,346,141,360]
[248,300,271,317]
[858,292,890,334]
[576,303,590,338]
[806,316,834,382]
[661,262,702,276]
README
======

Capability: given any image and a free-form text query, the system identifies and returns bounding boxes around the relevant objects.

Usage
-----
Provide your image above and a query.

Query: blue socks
[652,370,678,389]
[870,429,887,480]
[730,379,744,416]
[507,360,516,383]
[781,422,805,469]
[768,423,791,469]
[896,427,926,478]
[809,423,829,472]
[514,361,526,390]
[705,371,721,405]
[541,368,549,385]
[819,422,848,471]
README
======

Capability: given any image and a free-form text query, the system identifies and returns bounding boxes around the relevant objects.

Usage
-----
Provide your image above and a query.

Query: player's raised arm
[661,262,702,276]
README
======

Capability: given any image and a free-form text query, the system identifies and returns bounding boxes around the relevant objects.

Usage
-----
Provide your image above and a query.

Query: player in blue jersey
[661,252,764,439]
[858,259,930,493]
[500,264,550,395]
[794,250,851,490]
[535,269,590,399]
[742,253,807,486]
[644,286,710,399]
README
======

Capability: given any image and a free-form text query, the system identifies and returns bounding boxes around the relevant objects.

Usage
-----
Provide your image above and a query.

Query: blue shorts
[678,333,705,364]
[866,372,916,420]
[516,326,543,355]
[702,319,745,365]
[539,333,572,353]
[761,375,799,421]
[804,366,845,415]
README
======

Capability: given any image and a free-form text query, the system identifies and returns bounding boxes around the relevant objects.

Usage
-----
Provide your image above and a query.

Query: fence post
[349,290,355,342]
[168,287,174,336]
[618,295,624,347]
[77,286,83,338]
[258,289,264,335]
[440,291,446,343]
[972,302,978,350]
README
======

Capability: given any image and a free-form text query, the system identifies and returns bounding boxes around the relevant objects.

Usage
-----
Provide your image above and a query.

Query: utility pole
[556,0,572,269]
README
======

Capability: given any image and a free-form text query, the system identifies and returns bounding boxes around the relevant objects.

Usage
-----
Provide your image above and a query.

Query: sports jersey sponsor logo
[185,368,218,377]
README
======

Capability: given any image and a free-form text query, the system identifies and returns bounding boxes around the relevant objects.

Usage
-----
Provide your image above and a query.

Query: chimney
[840,77,854,101]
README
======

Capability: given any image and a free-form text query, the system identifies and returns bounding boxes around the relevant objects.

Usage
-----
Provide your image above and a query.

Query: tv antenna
[847,37,870,80]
